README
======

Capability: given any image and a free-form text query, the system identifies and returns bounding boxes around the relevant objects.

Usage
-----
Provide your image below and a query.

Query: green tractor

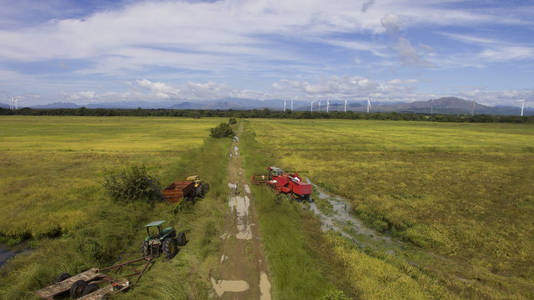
[142,220,187,259]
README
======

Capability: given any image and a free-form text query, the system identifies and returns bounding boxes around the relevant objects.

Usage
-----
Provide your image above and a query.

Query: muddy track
[210,124,271,299]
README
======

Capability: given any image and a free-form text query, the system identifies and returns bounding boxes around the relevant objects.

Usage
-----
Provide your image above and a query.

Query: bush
[228,117,237,125]
[103,165,161,203]
[210,122,234,138]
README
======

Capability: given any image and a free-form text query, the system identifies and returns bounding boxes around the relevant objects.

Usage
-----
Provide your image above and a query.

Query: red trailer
[161,175,209,204]
[252,166,312,202]
[162,181,195,203]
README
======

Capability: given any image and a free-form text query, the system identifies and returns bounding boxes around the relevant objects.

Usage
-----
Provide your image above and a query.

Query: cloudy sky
[0,0,533,106]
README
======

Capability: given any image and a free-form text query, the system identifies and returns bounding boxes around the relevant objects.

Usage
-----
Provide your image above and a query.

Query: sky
[0,0,533,106]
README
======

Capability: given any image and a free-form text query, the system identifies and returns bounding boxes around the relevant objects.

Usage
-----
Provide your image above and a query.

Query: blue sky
[0,0,533,106]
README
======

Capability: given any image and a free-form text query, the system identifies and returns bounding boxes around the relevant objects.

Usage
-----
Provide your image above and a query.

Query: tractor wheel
[305,195,313,203]
[162,238,177,259]
[142,241,149,257]
[82,283,99,296]
[55,273,71,283]
[177,231,187,246]
[70,280,87,298]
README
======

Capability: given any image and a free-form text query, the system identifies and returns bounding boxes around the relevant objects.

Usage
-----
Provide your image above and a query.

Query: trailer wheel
[177,231,187,246]
[70,280,87,298]
[55,273,71,283]
[202,183,210,197]
[82,283,99,296]
[142,241,149,257]
[162,237,177,259]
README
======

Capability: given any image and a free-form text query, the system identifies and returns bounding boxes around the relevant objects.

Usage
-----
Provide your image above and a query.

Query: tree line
[1,107,532,123]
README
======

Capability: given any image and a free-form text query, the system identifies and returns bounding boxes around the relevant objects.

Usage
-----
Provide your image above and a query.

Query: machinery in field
[142,220,187,259]
[36,257,152,299]
[161,175,209,204]
[252,166,312,202]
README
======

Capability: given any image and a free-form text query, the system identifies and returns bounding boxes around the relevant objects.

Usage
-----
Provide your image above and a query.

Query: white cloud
[458,88,534,106]
[0,0,529,70]
[440,32,534,64]
[381,13,401,34]
[136,79,180,99]
[479,47,533,62]
[69,91,96,100]
[397,37,433,67]
[271,75,418,100]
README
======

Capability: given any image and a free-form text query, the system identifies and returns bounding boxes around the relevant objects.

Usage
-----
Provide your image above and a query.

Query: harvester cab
[142,220,187,259]
[268,166,284,179]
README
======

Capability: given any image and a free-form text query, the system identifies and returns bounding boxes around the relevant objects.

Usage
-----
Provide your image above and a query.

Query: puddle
[234,145,239,156]
[228,185,253,240]
[306,178,398,251]
[259,272,272,300]
[0,244,28,267]
[210,277,249,297]
[231,195,252,240]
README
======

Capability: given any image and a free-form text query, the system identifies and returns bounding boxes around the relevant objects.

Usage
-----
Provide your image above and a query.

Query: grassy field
[2,116,534,299]
[249,119,534,299]
[0,116,230,299]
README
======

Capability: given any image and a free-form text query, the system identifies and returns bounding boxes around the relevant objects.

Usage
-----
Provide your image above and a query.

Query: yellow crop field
[248,118,534,298]
[0,116,230,299]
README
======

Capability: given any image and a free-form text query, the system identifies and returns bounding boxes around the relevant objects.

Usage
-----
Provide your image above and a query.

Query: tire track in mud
[210,125,272,299]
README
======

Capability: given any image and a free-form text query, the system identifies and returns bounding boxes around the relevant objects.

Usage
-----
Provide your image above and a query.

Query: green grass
[0,116,230,299]
[249,118,534,299]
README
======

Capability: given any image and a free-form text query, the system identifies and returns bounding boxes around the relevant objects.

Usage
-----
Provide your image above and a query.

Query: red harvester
[252,166,312,202]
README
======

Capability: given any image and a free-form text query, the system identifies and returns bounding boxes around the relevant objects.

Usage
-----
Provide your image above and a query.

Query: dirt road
[210,125,271,299]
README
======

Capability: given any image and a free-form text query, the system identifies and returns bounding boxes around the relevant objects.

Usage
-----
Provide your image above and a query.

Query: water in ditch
[306,177,401,254]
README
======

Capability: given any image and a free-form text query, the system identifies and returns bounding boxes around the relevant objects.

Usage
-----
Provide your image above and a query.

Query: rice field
[248,118,534,299]
[0,116,230,299]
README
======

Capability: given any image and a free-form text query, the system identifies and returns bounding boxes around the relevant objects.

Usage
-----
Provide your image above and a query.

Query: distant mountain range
[1,97,530,116]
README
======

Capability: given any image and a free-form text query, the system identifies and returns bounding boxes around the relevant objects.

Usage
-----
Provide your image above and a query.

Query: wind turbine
[291,97,294,111]
[521,99,526,117]
[367,96,371,113]
[318,100,321,112]
[15,97,19,110]
[310,100,314,112]
[326,97,330,113]
[344,99,347,112]
[283,99,286,112]
[471,99,476,116]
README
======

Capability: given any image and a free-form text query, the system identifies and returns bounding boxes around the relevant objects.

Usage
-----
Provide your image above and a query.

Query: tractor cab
[144,220,175,241]
[142,220,187,259]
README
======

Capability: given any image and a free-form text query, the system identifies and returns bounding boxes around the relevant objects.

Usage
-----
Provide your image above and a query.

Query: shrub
[228,117,237,125]
[210,122,234,138]
[103,165,161,203]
